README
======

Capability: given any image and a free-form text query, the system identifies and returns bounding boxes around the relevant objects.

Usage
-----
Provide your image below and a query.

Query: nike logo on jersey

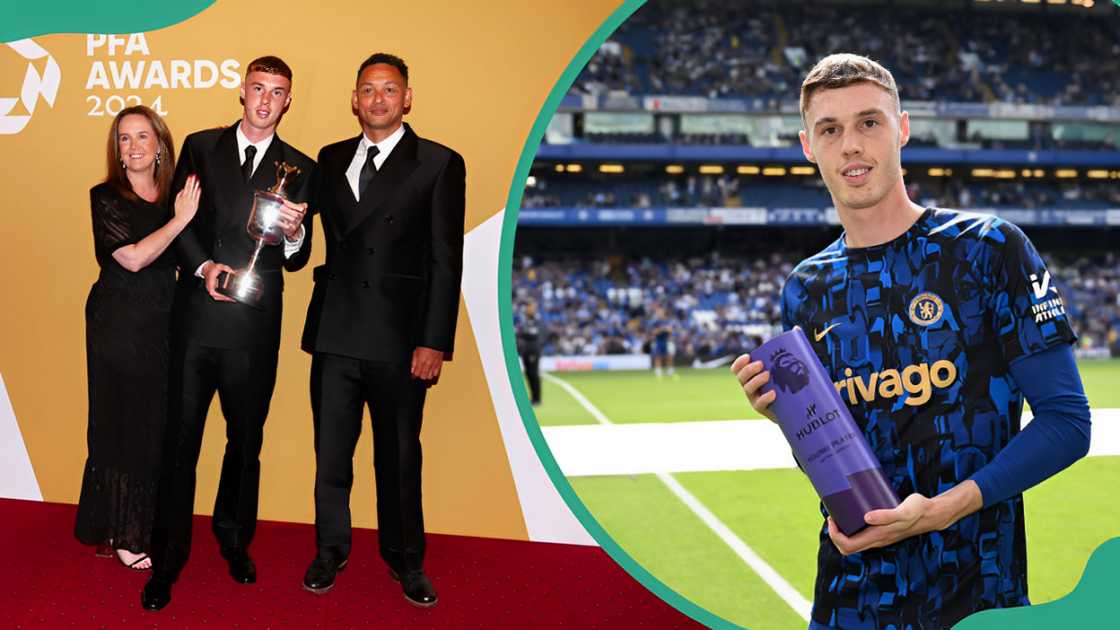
[813,323,839,342]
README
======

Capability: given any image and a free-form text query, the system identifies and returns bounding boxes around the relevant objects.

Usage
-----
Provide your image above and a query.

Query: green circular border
[0,0,213,41]
[496,1,741,627]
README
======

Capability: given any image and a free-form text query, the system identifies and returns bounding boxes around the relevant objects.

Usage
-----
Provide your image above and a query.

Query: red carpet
[0,499,698,628]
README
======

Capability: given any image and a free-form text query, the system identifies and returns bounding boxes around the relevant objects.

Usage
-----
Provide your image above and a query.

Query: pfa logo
[770,348,810,395]
[1,39,61,135]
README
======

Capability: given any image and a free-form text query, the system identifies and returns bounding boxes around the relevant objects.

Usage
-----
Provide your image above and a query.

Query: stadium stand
[516,0,1120,362]
[512,251,1120,359]
[573,0,1120,106]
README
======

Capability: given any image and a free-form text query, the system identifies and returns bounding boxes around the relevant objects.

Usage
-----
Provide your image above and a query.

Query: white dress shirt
[345,124,406,201]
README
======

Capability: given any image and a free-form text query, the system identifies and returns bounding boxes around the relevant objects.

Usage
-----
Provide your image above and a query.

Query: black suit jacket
[173,122,316,350]
[301,123,465,363]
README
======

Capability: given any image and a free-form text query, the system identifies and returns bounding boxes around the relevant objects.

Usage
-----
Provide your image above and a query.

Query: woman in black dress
[75,105,200,570]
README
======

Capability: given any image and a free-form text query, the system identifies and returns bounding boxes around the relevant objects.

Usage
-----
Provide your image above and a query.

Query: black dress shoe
[390,568,438,608]
[302,556,349,595]
[221,547,257,584]
[141,576,172,611]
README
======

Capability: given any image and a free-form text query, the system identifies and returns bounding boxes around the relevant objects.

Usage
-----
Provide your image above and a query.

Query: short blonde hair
[800,53,899,122]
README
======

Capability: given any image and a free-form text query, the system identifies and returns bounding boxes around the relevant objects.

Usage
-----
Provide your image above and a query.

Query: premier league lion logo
[770,348,810,394]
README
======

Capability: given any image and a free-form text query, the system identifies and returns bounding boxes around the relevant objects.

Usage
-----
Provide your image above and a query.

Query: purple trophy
[755,328,899,536]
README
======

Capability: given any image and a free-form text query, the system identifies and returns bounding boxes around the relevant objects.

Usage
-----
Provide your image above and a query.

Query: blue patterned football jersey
[781,208,1076,629]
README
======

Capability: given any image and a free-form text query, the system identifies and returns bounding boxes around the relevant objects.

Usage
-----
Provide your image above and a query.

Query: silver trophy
[217,161,301,307]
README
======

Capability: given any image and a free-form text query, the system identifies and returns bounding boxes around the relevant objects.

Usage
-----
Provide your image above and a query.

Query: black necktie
[242,145,257,183]
[357,145,380,199]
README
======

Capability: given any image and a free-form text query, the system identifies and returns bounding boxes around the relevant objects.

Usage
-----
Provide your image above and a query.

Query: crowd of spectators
[512,254,789,361]
[579,131,754,145]
[1057,252,1120,354]
[574,126,1116,150]
[522,174,748,209]
[574,0,1120,107]
[512,250,1120,361]
[912,179,1120,210]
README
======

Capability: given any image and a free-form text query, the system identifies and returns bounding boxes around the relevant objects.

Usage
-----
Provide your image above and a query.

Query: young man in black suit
[142,56,316,611]
[299,52,465,608]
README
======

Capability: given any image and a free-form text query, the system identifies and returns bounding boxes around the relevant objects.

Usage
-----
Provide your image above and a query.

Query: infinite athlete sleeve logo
[1029,270,1066,324]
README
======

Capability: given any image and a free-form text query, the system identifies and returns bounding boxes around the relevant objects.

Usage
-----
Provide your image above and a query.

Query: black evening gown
[74,182,176,553]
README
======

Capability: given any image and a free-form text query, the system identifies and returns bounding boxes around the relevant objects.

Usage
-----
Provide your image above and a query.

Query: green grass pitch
[535,359,1120,426]
[530,360,1120,629]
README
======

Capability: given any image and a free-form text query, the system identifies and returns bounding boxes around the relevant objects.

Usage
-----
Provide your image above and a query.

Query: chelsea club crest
[908,292,944,327]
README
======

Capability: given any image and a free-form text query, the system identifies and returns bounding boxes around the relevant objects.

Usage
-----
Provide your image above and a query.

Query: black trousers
[310,352,428,573]
[150,341,278,581]
[523,351,541,404]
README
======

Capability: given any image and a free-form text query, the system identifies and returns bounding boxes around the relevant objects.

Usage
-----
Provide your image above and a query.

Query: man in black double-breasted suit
[299,53,465,608]
[142,56,315,611]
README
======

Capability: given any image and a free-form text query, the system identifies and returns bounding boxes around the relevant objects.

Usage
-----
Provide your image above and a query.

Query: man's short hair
[246,55,293,81]
[800,53,899,122]
[357,53,409,84]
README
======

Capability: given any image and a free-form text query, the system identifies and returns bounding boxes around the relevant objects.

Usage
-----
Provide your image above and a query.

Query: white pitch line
[656,472,814,621]
[545,372,813,622]
[542,372,611,425]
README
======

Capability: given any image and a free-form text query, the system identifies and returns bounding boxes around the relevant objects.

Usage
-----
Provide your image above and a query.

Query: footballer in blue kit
[650,315,676,377]
[732,54,1091,629]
